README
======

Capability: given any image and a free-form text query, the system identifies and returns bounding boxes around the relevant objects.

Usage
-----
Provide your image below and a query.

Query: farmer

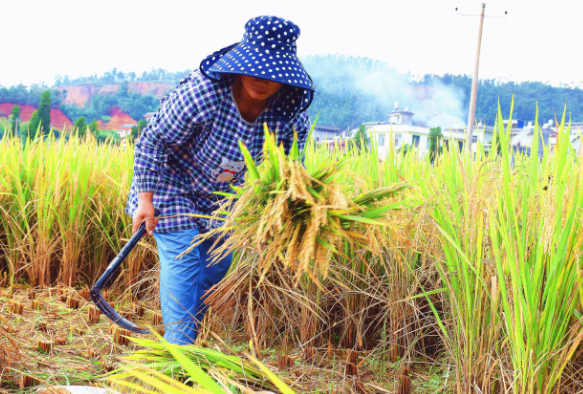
[127,16,315,345]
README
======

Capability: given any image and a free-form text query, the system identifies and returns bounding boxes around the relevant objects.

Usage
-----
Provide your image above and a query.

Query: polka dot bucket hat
[200,16,315,121]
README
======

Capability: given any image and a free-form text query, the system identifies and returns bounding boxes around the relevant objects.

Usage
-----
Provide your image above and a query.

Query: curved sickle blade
[90,289,150,334]
[90,209,159,334]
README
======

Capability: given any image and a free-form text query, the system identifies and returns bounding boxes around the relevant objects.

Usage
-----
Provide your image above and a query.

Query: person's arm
[132,78,205,235]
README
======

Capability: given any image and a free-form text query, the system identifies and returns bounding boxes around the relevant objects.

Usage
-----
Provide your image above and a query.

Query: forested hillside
[1,56,582,131]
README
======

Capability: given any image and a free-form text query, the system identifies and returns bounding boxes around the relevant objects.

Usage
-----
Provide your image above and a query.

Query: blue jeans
[153,228,232,345]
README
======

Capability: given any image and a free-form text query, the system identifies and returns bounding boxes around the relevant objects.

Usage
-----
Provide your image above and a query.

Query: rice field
[1,106,583,393]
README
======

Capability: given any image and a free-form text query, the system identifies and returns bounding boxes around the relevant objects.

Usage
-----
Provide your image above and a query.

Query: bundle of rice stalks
[78,287,90,300]
[19,375,40,389]
[87,347,99,359]
[36,336,53,354]
[102,356,117,373]
[190,127,411,282]
[57,287,68,303]
[27,288,35,300]
[87,305,100,324]
[36,321,48,333]
[151,312,163,326]
[9,301,23,314]
[108,335,291,393]
[132,303,145,318]
[397,366,411,394]
[345,350,359,376]
[111,327,132,346]
[66,296,80,309]
[277,354,296,370]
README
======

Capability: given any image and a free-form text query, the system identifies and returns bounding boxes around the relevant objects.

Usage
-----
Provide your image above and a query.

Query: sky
[1,0,581,88]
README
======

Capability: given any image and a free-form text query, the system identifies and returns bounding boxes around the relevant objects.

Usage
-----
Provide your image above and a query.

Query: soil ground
[0,286,450,393]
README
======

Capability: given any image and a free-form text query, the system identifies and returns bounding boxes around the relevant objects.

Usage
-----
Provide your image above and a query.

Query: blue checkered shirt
[126,70,311,234]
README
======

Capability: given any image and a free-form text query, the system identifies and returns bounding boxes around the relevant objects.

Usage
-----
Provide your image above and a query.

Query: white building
[570,132,582,155]
[362,103,494,159]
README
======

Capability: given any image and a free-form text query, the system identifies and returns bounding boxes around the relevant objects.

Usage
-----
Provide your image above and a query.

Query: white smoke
[301,55,466,129]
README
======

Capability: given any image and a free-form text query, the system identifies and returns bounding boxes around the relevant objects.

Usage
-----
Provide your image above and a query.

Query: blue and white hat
[200,16,315,121]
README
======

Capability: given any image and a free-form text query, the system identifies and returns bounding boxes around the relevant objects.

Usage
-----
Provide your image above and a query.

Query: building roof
[388,109,414,116]
[313,125,344,133]
[119,124,137,129]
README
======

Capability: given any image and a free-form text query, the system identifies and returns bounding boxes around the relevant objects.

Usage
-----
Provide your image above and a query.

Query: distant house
[511,120,555,158]
[143,112,156,124]
[0,110,8,119]
[363,103,495,159]
[312,125,345,142]
[571,133,582,155]
[117,124,135,138]
[503,119,526,135]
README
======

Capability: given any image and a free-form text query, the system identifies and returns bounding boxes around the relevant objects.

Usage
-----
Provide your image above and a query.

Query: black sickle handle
[90,208,160,334]
[92,208,160,292]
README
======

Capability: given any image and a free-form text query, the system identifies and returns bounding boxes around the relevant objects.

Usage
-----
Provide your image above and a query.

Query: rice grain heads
[187,126,411,283]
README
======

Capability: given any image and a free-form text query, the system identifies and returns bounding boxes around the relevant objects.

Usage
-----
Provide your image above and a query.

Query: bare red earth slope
[103,106,137,130]
[55,81,172,107]
[0,103,73,129]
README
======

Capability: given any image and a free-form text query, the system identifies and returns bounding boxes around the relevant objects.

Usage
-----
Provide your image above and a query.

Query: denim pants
[153,228,232,345]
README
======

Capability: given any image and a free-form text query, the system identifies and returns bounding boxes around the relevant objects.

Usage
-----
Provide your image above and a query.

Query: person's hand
[133,192,158,236]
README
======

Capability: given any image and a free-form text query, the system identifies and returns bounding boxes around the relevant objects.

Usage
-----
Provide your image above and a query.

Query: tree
[428,127,443,162]
[89,119,98,134]
[10,105,20,133]
[38,90,51,134]
[74,116,88,137]
[29,110,41,139]
[131,119,147,139]
[351,124,370,152]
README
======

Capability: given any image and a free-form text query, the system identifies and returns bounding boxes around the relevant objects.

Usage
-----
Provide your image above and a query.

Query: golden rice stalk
[185,127,411,282]
[66,296,80,310]
[9,301,23,314]
[36,336,53,354]
[111,327,132,346]
[87,305,101,324]
[151,312,163,326]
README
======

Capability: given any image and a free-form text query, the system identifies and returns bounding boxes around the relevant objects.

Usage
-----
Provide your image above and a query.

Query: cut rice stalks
[185,126,412,283]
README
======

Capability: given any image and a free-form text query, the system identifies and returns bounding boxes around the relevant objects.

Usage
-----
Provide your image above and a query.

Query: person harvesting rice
[126,16,315,345]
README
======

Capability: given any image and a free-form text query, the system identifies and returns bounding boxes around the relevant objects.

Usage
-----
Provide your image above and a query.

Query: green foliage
[53,67,189,87]
[28,110,41,139]
[10,104,20,118]
[89,119,98,134]
[10,105,20,132]
[74,116,87,137]
[350,124,370,151]
[131,119,147,139]
[0,83,64,108]
[428,127,443,162]
[38,91,51,134]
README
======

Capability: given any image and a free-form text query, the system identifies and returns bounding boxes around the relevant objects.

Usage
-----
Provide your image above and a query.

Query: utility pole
[456,4,507,155]
[467,3,486,151]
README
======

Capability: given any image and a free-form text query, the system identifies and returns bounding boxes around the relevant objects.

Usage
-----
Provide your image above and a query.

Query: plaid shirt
[126,70,310,234]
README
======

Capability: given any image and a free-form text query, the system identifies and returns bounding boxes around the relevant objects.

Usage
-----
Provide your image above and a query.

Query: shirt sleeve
[132,78,206,193]
[281,111,311,157]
